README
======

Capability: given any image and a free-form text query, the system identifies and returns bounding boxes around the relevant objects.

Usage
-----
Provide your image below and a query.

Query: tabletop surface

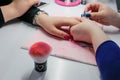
[0,0,119,80]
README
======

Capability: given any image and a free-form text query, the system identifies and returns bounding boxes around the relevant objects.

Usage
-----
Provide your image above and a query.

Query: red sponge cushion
[29,42,52,57]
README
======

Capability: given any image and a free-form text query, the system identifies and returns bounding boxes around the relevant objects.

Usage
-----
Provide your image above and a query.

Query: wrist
[111,12,120,29]
[33,10,48,26]
[36,13,49,27]
[89,27,110,52]
[1,3,19,22]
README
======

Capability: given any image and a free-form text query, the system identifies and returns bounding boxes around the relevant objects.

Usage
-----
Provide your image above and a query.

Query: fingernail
[64,35,71,40]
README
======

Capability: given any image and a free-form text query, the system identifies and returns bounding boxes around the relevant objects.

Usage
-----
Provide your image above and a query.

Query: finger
[46,26,71,40]
[84,3,97,12]
[90,12,101,20]
[84,3,93,12]
[58,17,80,26]
[74,17,82,22]
[85,2,100,12]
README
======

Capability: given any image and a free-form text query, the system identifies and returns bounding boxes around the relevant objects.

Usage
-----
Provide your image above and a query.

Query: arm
[35,14,80,39]
[19,6,40,24]
[70,18,120,80]
[0,0,12,27]
[70,18,110,51]
[0,4,19,27]
[85,19,120,79]
[0,0,40,27]
[20,6,80,39]
[0,4,20,23]
[96,40,120,80]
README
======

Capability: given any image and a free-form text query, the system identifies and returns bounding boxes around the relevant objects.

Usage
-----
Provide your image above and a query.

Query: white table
[0,0,118,80]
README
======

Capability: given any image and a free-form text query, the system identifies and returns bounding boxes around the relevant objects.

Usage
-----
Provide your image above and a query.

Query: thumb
[90,12,101,19]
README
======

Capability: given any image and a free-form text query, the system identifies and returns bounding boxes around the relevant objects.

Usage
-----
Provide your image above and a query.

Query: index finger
[84,2,100,12]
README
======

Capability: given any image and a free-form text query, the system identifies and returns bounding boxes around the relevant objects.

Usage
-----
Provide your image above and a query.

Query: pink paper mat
[21,29,96,65]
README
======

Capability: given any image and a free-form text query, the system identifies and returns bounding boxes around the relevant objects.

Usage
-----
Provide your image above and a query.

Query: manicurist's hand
[85,2,120,28]
[70,18,110,52]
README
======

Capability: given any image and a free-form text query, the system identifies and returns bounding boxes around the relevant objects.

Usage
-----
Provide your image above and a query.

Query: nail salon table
[0,0,119,80]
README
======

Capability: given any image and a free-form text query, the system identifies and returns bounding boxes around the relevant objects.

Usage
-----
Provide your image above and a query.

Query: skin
[84,2,120,29]
[36,13,80,40]
[35,2,120,40]
[0,0,80,40]
[70,18,110,52]
[0,0,40,22]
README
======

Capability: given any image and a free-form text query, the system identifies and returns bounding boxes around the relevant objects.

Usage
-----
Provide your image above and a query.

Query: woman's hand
[85,2,120,28]
[70,18,96,43]
[70,18,109,52]
[36,14,80,40]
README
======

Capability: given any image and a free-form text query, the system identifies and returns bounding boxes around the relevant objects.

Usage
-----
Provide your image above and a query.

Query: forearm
[19,6,40,24]
[96,41,120,80]
[0,3,19,22]
[89,27,110,52]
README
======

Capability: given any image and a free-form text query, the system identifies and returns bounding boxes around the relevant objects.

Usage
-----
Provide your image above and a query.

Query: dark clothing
[96,40,120,80]
[0,8,5,27]
[19,6,40,24]
[0,0,11,6]
[0,0,40,27]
